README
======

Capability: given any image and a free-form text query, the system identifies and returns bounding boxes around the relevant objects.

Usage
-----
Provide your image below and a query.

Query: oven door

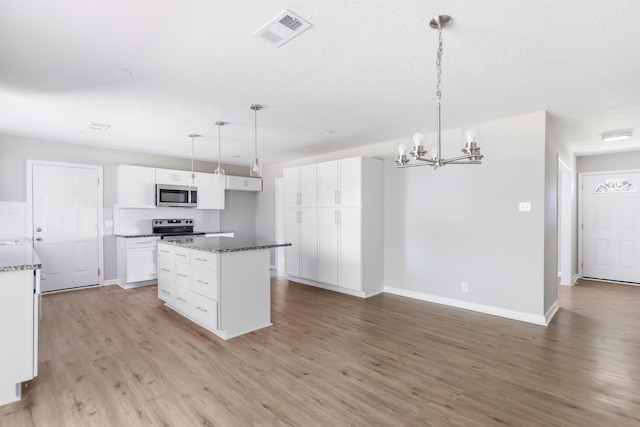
[156,185,197,207]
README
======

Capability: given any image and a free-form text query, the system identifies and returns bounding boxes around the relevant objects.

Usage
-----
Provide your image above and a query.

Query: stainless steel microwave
[156,184,198,207]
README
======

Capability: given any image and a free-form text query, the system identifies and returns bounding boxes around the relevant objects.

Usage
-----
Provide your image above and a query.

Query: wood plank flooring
[1,278,639,426]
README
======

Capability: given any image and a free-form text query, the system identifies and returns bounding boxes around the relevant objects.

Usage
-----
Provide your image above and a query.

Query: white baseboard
[103,279,119,287]
[287,276,367,298]
[571,274,579,284]
[545,300,560,325]
[383,286,548,326]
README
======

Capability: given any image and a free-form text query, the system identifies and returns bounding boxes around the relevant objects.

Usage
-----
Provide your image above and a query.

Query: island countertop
[0,238,42,272]
[158,236,291,253]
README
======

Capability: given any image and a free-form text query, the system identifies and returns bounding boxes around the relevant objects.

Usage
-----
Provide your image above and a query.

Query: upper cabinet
[284,164,317,208]
[226,175,262,192]
[156,168,194,186]
[117,165,156,208]
[196,172,225,210]
[318,157,362,208]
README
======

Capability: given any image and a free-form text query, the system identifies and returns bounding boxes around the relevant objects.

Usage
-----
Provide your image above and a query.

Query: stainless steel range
[152,218,205,239]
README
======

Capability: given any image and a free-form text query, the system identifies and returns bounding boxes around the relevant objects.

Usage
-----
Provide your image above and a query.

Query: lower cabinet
[117,236,160,289]
[157,242,270,339]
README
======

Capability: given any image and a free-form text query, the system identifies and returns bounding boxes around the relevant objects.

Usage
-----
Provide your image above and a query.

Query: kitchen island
[0,239,41,406]
[157,236,290,340]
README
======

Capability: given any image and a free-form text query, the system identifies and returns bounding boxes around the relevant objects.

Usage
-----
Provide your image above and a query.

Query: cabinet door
[299,208,318,280]
[338,207,362,290]
[284,209,300,277]
[300,164,318,208]
[126,246,158,282]
[318,161,338,208]
[317,207,338,285]
[338,157,362,207]
[156,168,194,186]
[283,167,300,208]
[196,172,225,209]
[226,175,262,191]
[117,165,156,208]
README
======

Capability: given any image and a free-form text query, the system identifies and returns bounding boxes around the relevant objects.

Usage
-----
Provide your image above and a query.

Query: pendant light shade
[214,121,226,182]
[249,104,263,178]
[188,133,201,187]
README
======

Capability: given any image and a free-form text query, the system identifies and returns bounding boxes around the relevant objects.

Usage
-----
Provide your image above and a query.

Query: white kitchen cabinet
[117,236,161,288]
[196,172,225,210]
[226,175,262,192]
[0,268,39,406]
[292,156,384,297]
[284,164,317,208]
[156,168,194,186]
[284,208,318,280]
[117,165,156,208]
[318,157,362,208]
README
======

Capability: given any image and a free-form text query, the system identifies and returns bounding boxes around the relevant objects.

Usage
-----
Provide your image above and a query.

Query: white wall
[577,150,640,173]
[258,111,559,322]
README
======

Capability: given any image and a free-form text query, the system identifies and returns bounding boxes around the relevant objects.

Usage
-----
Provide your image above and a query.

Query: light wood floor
[2,278,639,426]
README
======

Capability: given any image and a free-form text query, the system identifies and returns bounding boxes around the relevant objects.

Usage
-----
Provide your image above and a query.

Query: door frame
[557,156,573,286]
[578,168,640,281]
[26,160,105,287]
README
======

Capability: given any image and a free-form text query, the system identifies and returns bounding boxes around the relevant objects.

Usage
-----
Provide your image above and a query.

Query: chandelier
[396,15,483,169]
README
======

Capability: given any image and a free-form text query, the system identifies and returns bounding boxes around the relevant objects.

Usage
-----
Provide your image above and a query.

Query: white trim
[580,277,640,287]
[288,276,368,298]
[544,301,560,325]
[383,286,549,326]
[26,159,105,287]
[571,274,579,284]
[103,279,120,287]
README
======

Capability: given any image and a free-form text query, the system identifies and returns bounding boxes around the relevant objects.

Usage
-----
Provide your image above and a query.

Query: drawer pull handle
[176,254,187,257]
[136,241,154,244]
[160,249,170,253]
[195,257,208,262]
[161,289,170,295]
[177,297,187,303]
[195,306,208,313]
[177,273,188,278]
[196,279,209,285]
[160,268,171,273]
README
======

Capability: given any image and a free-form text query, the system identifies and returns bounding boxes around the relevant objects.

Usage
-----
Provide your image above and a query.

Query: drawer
[191,250,217,270]
[174,246,190,263]
[158,280,175,305]
[126,236,160,249]
[175,287,192,313]
[175,262,191,289]
[158,244,174,258]
[158,258,174,276]
[191,292,217,329]
[192,266,218,300]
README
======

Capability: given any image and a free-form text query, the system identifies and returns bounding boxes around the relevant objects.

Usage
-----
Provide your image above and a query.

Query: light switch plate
[519,202,531,212]
[105,220,114,228]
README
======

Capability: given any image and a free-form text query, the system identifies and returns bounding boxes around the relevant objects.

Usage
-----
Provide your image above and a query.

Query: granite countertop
[159,235,291,253]
[115,231,234,238]
[0,238,42,272]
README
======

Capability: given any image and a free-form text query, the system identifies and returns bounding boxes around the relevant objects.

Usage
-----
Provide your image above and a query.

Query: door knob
[36,237,43,241]
[36,227,42,232]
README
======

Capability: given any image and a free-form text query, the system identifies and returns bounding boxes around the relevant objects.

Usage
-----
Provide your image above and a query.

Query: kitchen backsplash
[0,201,26,238]
[113,206,221,235]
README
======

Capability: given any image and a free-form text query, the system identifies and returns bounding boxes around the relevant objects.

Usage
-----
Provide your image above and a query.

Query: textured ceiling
[1,0,639,166]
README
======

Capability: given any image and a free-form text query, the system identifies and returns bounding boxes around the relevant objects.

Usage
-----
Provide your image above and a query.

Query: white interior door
[32,164,100,292]
[582,172,640,283]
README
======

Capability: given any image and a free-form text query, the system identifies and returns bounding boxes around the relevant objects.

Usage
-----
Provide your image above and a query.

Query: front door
[582,171,640,283]
[32,163,100,292]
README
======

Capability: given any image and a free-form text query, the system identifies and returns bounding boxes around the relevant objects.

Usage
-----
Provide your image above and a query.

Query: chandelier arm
[441,157,483,164]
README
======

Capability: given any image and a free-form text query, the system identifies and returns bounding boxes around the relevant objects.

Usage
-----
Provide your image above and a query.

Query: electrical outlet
[519,202,531,212]
[461,282,468,292]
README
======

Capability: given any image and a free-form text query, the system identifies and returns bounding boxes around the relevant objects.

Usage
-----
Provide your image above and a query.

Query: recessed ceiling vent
[86,122,111,131]
[254,9,312,47]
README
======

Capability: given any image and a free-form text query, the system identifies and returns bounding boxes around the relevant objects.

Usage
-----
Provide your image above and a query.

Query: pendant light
[395,15,484,169]
[188,133,201,187]
[249,104,263,178]
[213,121,226,181]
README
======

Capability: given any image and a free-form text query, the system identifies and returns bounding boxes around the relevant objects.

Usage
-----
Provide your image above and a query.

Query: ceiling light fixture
[86,122,110,131]
[396,15,484,169]
[250,104,263,178]
[188,133,201,187]
[600,129,633,142]
[214,121,226,181]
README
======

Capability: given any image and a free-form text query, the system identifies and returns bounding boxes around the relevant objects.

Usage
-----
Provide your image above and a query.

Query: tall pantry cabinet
[284,164,318,280]
[284,156,383,298]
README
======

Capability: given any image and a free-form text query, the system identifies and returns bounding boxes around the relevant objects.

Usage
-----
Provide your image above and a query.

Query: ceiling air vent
[254,9,312,47]
[86,122,111,131]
